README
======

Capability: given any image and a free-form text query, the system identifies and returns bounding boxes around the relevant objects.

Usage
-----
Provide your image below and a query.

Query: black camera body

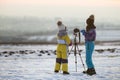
[74,28,80,33]
[73,28,81,43]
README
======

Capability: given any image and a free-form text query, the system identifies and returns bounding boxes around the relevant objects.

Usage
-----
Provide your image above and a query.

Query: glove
[69,41,72,46]
[80,29,86,35]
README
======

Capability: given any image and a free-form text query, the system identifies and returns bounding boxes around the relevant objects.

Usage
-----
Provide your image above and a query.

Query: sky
[0,0,120,36]
[0,0,120,20]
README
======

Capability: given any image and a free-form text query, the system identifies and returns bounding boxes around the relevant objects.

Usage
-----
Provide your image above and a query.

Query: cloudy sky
[0,0,120,36]
[0,0,120,20]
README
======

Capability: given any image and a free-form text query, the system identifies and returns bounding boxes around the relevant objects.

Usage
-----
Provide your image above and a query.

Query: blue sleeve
[80,29,86,35]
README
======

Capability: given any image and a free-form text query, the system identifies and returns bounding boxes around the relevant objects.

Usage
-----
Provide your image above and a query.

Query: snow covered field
[0,44,120,80]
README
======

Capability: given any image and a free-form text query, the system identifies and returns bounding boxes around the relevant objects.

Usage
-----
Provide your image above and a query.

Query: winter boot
[86,68,96,76]
[83,68,89,73]
[63,71,70,74]
[83,70,87,73]
[54,70,59,73]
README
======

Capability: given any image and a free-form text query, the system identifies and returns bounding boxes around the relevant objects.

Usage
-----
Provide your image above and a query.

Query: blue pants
[85,41,94,68]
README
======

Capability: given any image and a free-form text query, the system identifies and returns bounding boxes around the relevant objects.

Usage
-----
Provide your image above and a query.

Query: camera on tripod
[68,28,85,72]
[73,28,80,43]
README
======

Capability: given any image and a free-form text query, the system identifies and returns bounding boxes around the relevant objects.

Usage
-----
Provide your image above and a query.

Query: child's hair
[86,15,96,32]
[89,14,94,20]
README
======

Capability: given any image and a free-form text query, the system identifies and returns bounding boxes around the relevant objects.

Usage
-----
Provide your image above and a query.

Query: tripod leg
[76,45,86,71]
[68,45,74,57]
[75,55,77,72]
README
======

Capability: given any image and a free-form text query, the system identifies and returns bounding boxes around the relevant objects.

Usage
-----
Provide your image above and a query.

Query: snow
[0,44,120,80]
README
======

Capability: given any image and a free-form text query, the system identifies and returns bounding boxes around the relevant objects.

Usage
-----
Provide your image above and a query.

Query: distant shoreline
[0,40,120,45]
